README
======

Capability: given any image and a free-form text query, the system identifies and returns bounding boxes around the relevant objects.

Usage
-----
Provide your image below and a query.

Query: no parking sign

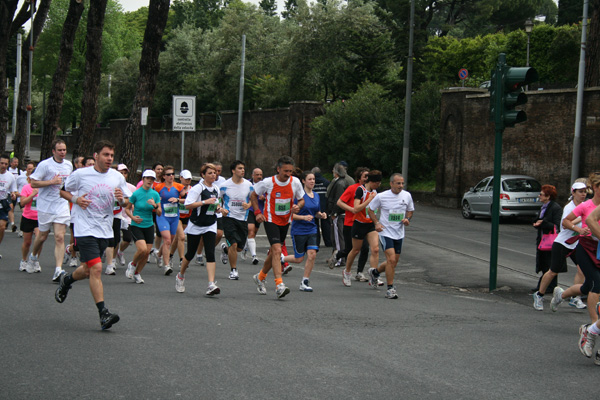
[458,68,469,80]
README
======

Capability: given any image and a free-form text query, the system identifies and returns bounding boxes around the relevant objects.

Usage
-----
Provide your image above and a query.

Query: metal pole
[401,0,414,185]
[181,131,185,172]
[525,33,530,91]
[25,3,34,162]
[235,35,246,161]
[571,0,588,183]
[141,126,146,172]
[12,34,22,138]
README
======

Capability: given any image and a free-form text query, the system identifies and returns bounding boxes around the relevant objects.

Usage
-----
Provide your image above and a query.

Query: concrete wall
[437,87,600,207]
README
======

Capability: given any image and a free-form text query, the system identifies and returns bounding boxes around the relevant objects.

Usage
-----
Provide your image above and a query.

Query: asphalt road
[1,204,597,399]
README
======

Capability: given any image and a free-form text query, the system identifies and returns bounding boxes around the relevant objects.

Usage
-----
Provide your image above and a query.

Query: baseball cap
[572,182,587,191]
[117,164,128,171]
[180,170,192,180]
[142,170,156,179]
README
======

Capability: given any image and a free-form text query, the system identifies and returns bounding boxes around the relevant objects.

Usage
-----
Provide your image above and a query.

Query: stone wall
[437,87,600,207]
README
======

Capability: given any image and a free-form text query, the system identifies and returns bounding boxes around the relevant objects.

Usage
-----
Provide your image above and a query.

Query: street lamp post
[525,18,533,91]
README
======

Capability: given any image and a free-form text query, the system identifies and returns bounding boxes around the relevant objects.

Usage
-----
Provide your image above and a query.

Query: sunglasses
[164,173,174,176]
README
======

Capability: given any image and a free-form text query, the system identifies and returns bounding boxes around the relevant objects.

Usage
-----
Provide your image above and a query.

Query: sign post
[458,68,468,87]
[172,96,196,172]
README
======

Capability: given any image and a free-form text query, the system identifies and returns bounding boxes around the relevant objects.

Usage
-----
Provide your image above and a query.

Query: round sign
[459,68,468,80]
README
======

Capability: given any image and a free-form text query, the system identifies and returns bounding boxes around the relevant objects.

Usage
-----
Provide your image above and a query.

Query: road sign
[141,107,148,126]
[172,95,196,131]
[458,68,468,80]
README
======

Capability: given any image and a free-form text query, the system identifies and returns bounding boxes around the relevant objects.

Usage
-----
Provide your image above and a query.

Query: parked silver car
[461,175,542,219]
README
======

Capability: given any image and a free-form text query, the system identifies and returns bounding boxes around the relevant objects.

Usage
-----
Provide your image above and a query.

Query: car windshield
[502,178,541,193]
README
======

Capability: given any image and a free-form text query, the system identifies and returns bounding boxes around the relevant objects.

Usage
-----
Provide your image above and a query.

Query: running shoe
[11,223,16,232]
[133,273,144,284]
[19,260,27,272]
[355,272,368,282]
[206,281,221,296]
[28,255,41,273]
[17,230,23,237]
[220,243,229,265]
[117,251,126,266]
[334,259,343,268]
[299,278,313,292]
[241,246,248,260]
[149,248,159,264]
[569,296,587,309]
[377,277,384,286]
[251,256,259,265]
[63,245,71,265]
[99,308,120,330]
[105,264,116,276]
[342,270,352,287]
[283,265,293,275]
[550,287,564,312]
[175,273,185,293]
[327,253,336,269]
[229,268,239,280]
[276,283,290,299]
[386,287,399,299]
[533,291,544,311]
[368,268,378,289]
[579,324,597,358]
[157,257,164,268]
[55,273,71,303]
[196,254,205,266]
[26,259,35,274]
[253,273,267,295]
[125,262,135,279]
[52,268,65,283]
[595,350,600,366]
[69,257,79,268]
[163,263,173,276]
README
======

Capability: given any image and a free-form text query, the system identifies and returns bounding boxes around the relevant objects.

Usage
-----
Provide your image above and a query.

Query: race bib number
[230,199,244,210]
[275,198,291,216]
[206,198,219,216]
[164,203,178,217]
[388,210,404,222]
[179,203,190,215]
[31,197,37,211]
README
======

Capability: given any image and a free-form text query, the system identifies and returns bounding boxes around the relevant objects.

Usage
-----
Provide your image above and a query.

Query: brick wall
[437,87,600,207]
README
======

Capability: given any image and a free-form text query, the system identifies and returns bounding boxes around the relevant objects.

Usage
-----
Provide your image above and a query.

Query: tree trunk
[0,0,28,155]
[121,0,170,182]
[75,0,108,159]
[13,0,51,162]
[41,0,85,160]
[585,0,600,87]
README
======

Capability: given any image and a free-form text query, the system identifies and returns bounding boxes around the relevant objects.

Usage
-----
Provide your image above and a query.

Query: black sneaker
[11,223,16,232]
[100,309,120,330]
[55,273,71,303]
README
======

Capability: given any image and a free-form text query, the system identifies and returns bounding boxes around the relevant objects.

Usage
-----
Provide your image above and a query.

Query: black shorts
[223,217,248,248]
[180,216,189,226]
[121,227,132,243]
[75,236,109,264]
[247,212,262,229]
[351,221,375,240]
[217,217,223,231]
[550,242,577,273]
[263,221,289,245]
[130,225,155,244]
[109,218,121,247]
[20,215,38,233]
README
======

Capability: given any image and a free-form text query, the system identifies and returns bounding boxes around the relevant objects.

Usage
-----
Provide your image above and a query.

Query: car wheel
[462,201,474,219]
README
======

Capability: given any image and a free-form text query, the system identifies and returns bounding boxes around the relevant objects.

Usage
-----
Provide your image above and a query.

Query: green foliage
[259,0,277,16]
[170,0,228,31]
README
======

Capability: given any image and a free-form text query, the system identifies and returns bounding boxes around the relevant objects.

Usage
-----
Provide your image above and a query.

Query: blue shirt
[291,192,320,236]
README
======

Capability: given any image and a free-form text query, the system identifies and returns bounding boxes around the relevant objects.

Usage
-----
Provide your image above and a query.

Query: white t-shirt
[65,167,132,238]
[184,182,219,235]
[220,178,254,221]
[120,182,137,228]
[30,157,73,214]
[368,189,415,240]
[0,170,17,201]
[16,174,29,194]
[555,200,580,249]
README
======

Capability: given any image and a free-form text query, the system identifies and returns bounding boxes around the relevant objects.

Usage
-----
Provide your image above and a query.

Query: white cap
[180,169,192,180]
[117,164,128,171]
[142,170,156,179]
[572,182,587,191]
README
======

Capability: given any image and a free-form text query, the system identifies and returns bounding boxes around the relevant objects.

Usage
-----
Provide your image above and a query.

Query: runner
[124,170,161,284]
[219,160,254,280]
[342,170,382,287]
[176,163,227,295]
[115,164,137,267]
[19,172,40,273]
[367,173,414,299]
[153,165,184,275]
[250,156,305,299]
[8,156,23,233]
[245,167,264,265]
[54,140,131,330]
[282,171,327,292]
[16,161,35,239]
[169,169,192,269]
[0,154,18,258]
[29,139,73,282]
[103,164,131,276]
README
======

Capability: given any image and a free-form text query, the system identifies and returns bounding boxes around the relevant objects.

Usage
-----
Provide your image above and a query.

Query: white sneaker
[149,249,159,264]
[133,273,144,284]
[220,243,228,264]
[569,296,587,309]
[175,273,185,293]
[533,291,544,311]
[69,257,79,268]
[251,256,259,265]
[52,268,65,282]
[117,251,126,266]
[157,256,164,268]
[206,281,220,295]
[229,268,239,280]
[342,270,352,287]
[26,259,35,274]
[63,245,71,265]
[550,287,564,312]
[299,278,313,292]
[377,277,385,287]
[17,230,23,238]
[125,262,135,279]
[196,254,204,266]
[385,287,399,299]
[253,273,267,295]
[105,264,116,275]
[163,263,173,276]
[29,255,41,273]
[241,246,248,260]
[19,260,28,272]
[355,272,368,282]
[276,283,290,298]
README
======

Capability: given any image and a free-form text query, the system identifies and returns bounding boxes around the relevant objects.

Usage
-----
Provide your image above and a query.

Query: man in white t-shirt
[29,139,74,282]
[0,154,18,256]
[8,156,24,232]
[367,173,414,300]
[219,160,254,280]
[55,140,132,330]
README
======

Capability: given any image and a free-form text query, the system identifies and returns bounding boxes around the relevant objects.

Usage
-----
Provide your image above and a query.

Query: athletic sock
[387,285,393,290]
[590,323,600,335]
[63,273,75,286]
[258,271,268,281]
[275,278,283,286]
[247,238,256,257]
[96,301,105,314]
[536,291,544,297]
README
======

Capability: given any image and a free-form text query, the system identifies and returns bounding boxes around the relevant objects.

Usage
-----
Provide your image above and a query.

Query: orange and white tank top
[264,176,293,226]
[354,185,373,224]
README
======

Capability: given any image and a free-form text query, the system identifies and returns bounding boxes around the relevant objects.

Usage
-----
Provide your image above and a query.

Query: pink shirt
[20,184,38,220]
[572,199,599,228]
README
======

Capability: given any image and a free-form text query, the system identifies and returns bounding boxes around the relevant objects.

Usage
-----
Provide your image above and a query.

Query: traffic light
[502,66,538,127]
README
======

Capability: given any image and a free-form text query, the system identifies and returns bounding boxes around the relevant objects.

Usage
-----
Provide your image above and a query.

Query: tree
[558,0,582,25]
[281,0,298,19]
[259,0,277,16]
[121,0,170,181]
[76,0,108,159]
[585,0,600,87]
[170,0,227,31]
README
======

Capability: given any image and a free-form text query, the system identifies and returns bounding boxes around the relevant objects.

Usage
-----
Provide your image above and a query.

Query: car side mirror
[469,187,475,192]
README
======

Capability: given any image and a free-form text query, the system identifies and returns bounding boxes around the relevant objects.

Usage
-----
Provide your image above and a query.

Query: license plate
[517,198,536,203]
